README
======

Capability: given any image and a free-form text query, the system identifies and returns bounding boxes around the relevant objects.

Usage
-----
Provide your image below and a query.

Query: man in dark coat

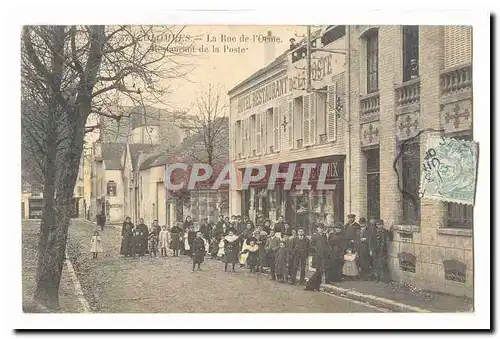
[191,231,206,271]
[356,217,374,280]
[136,218,149,257]
[273,215,285,234]
[96,211,106,231]
[265,230,280,280]
[310,225,329,279]
[290,228,310,285]
[369,219,394,282]
[239,215,251,234]
[325,223,347,283]
[120,216,134,256]
[215,215,225,234]
[187,225,197,256]
[344,214,360,243]
[199,218,210,240]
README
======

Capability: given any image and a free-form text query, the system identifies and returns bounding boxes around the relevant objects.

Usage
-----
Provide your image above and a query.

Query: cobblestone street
[66,220,381,313]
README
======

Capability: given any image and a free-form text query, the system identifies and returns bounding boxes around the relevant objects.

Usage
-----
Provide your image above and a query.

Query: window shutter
[273,107,280,151]
[309,93,316,145]
[444,26,472,68]
[241,119,246,158]
[327,84,337,142]
[256,113,261,155]
[303,94,310,146]
[288,101,294,149]
[245,118,250,158]
[262,111,267,154]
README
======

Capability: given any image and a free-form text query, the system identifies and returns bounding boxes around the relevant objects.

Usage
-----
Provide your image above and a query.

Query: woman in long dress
[223,230,240,272]
[169,223,183,257]
[120,217,134,257]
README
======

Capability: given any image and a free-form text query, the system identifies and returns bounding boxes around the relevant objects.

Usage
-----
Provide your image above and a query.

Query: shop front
[241,155,345,235]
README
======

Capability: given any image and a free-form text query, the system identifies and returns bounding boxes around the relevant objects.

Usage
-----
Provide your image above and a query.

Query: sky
[162,25,307,112]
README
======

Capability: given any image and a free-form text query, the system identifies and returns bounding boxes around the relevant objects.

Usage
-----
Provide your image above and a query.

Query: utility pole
[306,25,312,93]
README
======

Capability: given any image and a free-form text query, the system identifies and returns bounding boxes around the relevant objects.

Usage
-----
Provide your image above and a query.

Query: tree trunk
[34,121,85,310]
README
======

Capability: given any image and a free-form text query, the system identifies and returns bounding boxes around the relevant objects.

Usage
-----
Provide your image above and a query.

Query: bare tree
[21,25,196,309]
[180,84,229,167]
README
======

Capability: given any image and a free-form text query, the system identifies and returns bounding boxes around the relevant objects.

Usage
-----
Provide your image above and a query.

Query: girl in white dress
[90,231,103,259]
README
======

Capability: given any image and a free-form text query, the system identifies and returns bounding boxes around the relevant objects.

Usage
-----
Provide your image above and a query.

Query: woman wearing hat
[325,222,347,283]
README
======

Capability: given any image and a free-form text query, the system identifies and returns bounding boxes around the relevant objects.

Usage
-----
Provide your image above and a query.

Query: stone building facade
[229,25,473,297]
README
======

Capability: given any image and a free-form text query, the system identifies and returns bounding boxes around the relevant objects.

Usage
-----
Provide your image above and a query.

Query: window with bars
[402,26,420,82]
[401,141,421,225]
[366,30,379,93]
[443,259,467,283]
[446,133,474,229]
[365,148,380,221]
[398,252,416,273]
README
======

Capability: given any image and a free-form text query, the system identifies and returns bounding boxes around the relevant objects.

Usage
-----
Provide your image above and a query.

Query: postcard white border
[2,0,492,333]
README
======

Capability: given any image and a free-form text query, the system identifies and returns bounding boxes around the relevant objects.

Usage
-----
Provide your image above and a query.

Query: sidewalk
[321,280,473,313]
[22,220,84,313]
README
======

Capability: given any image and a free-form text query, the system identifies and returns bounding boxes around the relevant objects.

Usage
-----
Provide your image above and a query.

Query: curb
[321,283,431,313]
[64,252,91,313]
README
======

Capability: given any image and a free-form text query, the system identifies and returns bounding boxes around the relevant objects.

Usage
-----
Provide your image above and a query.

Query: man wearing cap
[344,214,360,243]
[290,228,310,285]
[369,219,394,282]
[356,217,374,280]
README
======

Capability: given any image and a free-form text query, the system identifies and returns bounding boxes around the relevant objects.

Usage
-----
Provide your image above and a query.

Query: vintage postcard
[16,9,490,330]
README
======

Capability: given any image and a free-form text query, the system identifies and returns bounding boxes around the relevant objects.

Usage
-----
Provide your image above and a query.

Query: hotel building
[228,25,473,297]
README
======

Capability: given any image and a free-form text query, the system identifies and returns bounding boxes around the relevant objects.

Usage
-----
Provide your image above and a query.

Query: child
[148,231,158,259]
[209,236,220,259]
[132,228,142,257]
[243,239,259,273]
[158,226,169,257]
[223,230,240,272]
[274,241,289,283]
[217,236,225,260]
[342,248,360,279]
[90,231,103,259]
[192,231,206,271]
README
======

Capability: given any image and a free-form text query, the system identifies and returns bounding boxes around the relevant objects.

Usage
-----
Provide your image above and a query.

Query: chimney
[263,30,276,66]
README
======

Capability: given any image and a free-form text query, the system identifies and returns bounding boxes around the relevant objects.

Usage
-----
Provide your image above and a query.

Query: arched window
[107,181,117,196]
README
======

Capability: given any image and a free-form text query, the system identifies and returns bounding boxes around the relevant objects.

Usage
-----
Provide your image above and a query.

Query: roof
[101,143,126,170]
[129,143,160,170]
[140,117,229,170]
[138,152,164,171]
[227,51,288,96]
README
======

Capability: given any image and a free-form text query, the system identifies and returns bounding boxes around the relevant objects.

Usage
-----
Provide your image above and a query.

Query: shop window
[402,26,419,82]
[443,259,467,283]
[366,29,379,93]
[365,148,380,221]
[401,141,421,225]
[446,134,474,229]
[107,181,117,197]
[398,252,416,273]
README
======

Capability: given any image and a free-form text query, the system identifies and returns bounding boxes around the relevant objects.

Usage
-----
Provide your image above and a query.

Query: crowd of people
[112,213,394,291]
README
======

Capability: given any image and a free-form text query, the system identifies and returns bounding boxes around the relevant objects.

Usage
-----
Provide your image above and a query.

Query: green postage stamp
[420,134,478,206]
